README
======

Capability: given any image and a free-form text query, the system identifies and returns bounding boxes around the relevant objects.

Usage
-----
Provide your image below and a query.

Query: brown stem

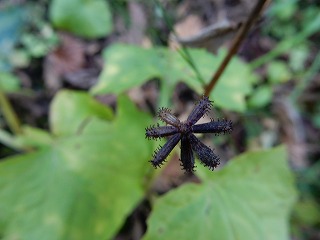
[204,0,269,96]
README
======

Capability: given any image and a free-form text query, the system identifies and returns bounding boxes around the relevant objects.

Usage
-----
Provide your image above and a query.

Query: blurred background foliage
[0,0,319,239]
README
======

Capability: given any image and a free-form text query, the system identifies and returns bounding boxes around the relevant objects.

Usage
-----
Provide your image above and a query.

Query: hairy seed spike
[192,119,233,134]
[187,96,213,125]
[157,107,181,127]
[188,134,220,170]
[180,135,195,173]
[145,125,179,139]
[150,133,181,168]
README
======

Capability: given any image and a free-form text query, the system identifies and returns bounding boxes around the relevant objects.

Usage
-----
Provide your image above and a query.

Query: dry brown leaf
[171,0,260,53]
[43,33,85,93]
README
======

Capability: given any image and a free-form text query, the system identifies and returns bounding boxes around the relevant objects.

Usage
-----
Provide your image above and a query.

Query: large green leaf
[90,44,257,112]
[0,92,153,240]
[143,146,297,240]
[50,90,113,136]
[50,0,112,39]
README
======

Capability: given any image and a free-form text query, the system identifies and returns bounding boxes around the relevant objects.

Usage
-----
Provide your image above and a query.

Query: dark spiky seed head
[146,95,232,173]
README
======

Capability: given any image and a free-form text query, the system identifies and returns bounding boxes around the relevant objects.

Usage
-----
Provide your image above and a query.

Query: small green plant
[1,0,314,239]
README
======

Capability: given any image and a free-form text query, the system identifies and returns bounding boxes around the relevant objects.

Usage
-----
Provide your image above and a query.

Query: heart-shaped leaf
[143,146,297,240]
[0,92,153,240]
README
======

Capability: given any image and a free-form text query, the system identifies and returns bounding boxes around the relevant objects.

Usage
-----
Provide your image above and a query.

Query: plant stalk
[0,91,22,135]
[204,0,269,96]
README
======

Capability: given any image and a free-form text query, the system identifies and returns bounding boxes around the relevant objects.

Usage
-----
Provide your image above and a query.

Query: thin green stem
[159,80,173,108]
[153,0,206,85]
[0,90,22,135]
[178,47,206,85]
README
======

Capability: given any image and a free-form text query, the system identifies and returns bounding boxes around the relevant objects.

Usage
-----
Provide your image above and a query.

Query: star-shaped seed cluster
[145,96,232,173]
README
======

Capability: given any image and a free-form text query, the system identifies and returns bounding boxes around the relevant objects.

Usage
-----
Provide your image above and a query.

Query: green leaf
[50,90,113,136]
[20,31,59,58]
[0,72,20,93]
[143,146,297,240]
[17,126,53,148]
[0,126,53,151]
[248,85,273,109]
[267,61,292,83]
[209,49,257,112]
[0,129,24,150]
[293,197,320,226]
[288,44,309,72]
[0,92,153,240]
[50,0,112,39]
[268,0,297,21]
[91,44,257,112]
